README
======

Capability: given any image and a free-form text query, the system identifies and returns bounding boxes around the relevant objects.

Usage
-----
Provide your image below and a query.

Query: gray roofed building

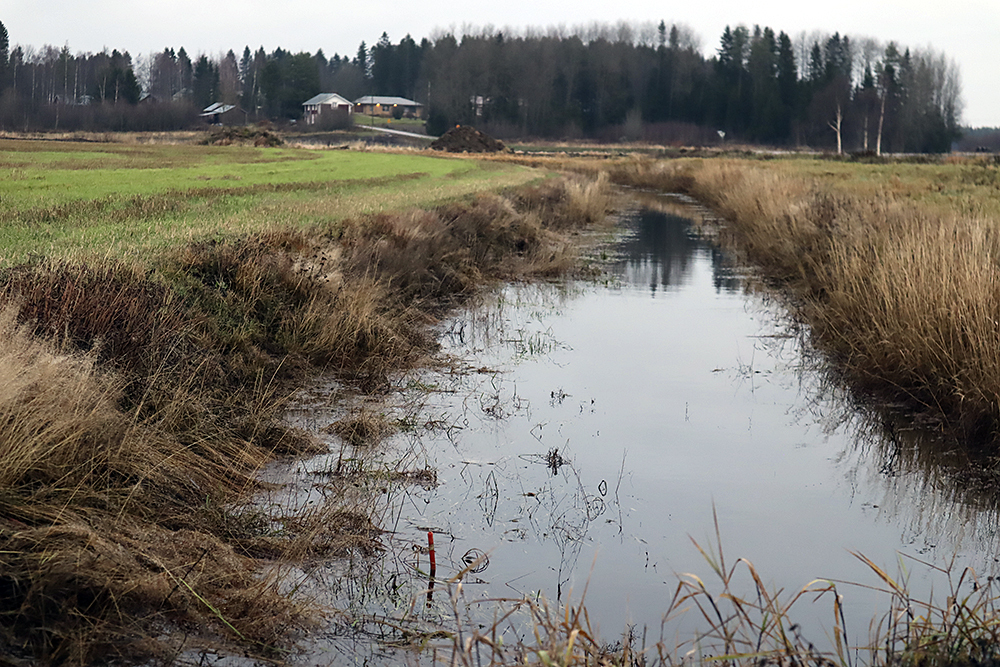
[302,93,353,125]
[353,96,423,118]
[200,103,236,116]
[199,103,241,125]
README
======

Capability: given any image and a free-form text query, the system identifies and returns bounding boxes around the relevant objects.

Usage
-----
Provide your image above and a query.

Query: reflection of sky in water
[279,198,1000,659]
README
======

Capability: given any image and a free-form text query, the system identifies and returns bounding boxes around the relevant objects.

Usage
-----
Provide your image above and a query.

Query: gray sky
[6,0,999,127]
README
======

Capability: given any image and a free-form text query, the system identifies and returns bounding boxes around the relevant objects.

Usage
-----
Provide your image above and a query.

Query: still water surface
[279,196,1000,660]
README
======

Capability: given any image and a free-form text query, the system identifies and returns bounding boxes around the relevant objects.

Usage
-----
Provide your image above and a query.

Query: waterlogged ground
[271,195,1000,664]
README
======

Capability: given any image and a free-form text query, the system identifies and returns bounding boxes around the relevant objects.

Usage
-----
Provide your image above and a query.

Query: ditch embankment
[8,141,1000,666]
[0,156,614,664]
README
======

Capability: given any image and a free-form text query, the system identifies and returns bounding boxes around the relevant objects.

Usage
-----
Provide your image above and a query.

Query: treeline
[0,20,198,132]
[415,24,962,152]
[0,19,964,151]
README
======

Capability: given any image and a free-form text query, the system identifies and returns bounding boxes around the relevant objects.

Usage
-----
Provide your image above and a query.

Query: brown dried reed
[611,157,1000,443]
[440,513,1000,667]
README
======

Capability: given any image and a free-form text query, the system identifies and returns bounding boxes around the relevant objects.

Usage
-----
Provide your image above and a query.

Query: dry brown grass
[0,130,205,145]
[436,513,1000,667]
[0,171,615,663]
[338,172,613,301]
[606,157,1000,444]
[0,303,315,663]
[324,408,397,447]
[0,306,126,493]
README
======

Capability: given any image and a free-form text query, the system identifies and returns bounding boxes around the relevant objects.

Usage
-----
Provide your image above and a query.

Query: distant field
[741,156,1000,218]
[0,139,537,266]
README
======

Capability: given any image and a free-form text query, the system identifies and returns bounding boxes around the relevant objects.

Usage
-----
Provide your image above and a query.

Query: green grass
[0,140,538,266]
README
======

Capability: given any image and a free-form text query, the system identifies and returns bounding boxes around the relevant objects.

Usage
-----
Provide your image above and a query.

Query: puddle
[268,195,1000,663]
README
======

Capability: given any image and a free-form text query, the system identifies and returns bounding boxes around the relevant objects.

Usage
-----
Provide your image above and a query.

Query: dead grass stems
[0,171,614,663]
[433,510,1000,667]
[605,156,1000,445]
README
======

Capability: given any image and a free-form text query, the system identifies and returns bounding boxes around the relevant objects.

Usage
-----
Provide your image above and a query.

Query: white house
[302,93,353,125]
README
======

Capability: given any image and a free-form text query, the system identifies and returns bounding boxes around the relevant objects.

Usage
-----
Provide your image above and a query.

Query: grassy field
[0,139,536,266]
[726,155,1000,218]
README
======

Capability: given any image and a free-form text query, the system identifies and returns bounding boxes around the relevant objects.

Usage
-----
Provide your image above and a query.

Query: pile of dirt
[429,125,507,153]
[201,126,284,147]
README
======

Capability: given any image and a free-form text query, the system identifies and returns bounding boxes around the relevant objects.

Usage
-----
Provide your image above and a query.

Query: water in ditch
[271,194,1000,664]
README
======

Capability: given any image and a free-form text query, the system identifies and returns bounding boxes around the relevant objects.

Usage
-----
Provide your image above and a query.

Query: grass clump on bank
[0,139,614,664]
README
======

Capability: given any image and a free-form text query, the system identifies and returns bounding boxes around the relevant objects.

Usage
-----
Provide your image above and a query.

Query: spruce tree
[0,20,8,91]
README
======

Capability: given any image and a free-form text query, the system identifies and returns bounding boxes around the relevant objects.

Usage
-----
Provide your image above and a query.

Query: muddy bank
[0,172,614,664]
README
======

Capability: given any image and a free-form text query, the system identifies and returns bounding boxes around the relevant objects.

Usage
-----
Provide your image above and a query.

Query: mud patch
[201,126,284,147]
[429,125,507,153]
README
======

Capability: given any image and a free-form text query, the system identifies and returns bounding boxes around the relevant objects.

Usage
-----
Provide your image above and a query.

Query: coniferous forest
[0,19,965,152]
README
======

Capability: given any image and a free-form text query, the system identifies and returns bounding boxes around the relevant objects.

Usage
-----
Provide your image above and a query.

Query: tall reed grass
[605,157,1000,444]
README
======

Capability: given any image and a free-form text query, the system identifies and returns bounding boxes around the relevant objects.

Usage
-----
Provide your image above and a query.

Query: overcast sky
[5,0,999,127]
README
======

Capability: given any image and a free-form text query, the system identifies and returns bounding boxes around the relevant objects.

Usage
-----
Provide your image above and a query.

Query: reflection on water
[276,195,1000,663]
[616,204,742,294]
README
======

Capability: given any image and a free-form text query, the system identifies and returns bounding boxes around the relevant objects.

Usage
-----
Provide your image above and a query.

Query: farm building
[199,103,243,125]
[302,93,354,125]
[353,96,423,119]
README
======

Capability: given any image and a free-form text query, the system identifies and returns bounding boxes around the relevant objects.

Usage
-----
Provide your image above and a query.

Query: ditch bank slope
[0,170,613,665]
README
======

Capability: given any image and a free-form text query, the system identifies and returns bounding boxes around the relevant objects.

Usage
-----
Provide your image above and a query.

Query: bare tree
[829,98,843,153]
[874,65,897,155]
[134,52,153,96]
[150,49,177,100]
[853,36,882,84]
[793,29,827,77]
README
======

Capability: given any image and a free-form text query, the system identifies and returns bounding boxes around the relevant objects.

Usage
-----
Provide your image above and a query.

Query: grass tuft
[325,408,397,447]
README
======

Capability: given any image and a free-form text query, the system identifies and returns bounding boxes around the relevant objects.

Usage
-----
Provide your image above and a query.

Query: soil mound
[429,125,507,153]
[201,126,284,147]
